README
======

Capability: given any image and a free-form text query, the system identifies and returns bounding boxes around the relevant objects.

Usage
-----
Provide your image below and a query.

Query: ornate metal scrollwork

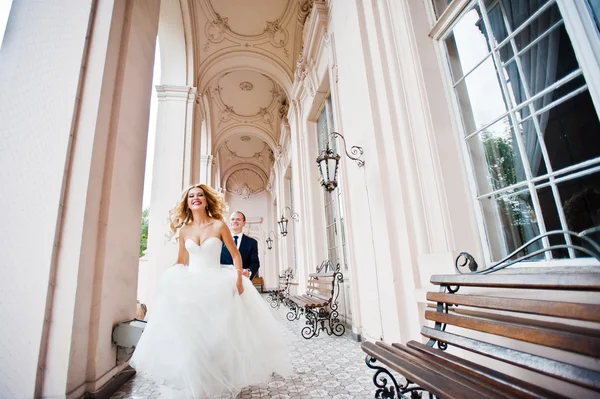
[365,355,428,399]
[455,227,600,275]
[316,259,332,273]
[286,302,303,321]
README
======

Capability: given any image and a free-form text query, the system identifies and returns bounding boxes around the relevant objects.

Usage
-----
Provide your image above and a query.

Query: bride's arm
[219,222,244,293]
[176,228,189,265]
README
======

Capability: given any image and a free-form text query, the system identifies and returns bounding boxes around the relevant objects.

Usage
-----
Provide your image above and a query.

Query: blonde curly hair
[168,184,226,238]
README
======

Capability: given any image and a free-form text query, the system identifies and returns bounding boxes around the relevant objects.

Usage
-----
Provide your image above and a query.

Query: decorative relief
[212,72,283,129]
[197,1,308,74]
[294,53,307,81]
[303,76,315,97]
[239,82,254,91]
[279,99,289,120]
[218,105,235,125]
[226,169,267,199]
[298,0,315,24]
[206,13,230,43]
[258,107,274,125]
[263,19,289,48]
[222,141,274,171]
[241,136,251,141]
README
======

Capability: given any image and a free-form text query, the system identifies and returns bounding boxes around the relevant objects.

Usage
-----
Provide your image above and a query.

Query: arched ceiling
[187,0,312,196]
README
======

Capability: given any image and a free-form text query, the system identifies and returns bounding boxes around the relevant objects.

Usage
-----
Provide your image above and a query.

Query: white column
[0,1,160,397]
[143,85,195,308]
[199,154,213,185]
[183,87,197,186]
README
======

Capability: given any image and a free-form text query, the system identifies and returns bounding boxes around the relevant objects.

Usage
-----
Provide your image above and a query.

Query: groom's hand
[242,269,251,278]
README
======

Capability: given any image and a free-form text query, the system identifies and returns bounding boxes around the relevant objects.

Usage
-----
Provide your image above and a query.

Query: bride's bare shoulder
[179,224,191,236]
[212,219,226,229]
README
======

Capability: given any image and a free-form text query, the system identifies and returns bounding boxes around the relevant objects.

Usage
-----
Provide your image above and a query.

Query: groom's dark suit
[220,234,260,281]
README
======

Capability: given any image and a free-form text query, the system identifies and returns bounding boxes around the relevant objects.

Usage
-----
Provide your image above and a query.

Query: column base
[66,365,135,399]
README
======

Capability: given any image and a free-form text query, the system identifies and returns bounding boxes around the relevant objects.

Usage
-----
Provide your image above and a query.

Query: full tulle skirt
[130,264,292,398]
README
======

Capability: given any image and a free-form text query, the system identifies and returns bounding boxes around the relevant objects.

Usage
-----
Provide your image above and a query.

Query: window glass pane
[455,57,507,134]
[432,0,453,19]
[486,2,512,48]
[480,187,542,261]
[520,90,600,175]
[500,25,578,107]
[588,0,600,31]
[444,6,491,83]
[467,117,525,194]
[535,184,567,258]
[500,0,551,32]
[497,2,562,54]
[317,105,328,153]
[560,170,600,242]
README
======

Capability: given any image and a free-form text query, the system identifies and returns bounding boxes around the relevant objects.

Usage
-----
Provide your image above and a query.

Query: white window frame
[429,0,600,267]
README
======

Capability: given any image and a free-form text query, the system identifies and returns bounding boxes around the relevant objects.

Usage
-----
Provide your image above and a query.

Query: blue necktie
[234,236,238,246]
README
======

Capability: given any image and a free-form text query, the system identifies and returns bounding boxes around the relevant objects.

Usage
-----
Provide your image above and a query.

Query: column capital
[156,85,195,101]
[200,154,213,165]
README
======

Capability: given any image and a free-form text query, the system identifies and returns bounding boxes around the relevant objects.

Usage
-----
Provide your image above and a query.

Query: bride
[131,184,292,398]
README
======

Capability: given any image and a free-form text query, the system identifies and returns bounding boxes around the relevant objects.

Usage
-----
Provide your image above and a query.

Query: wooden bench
[362,240,600,398]
[287,262,345,339]
[266,268,295,309]
[251,276,264,293]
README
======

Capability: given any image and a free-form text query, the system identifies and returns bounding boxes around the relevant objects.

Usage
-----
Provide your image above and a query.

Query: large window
[438,0,600,262]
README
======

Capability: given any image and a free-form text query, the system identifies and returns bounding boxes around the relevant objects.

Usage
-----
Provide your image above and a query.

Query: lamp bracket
[282,206,299,220]
[329,132,365,167]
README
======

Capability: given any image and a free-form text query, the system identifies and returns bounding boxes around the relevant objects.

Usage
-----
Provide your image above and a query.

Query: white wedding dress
[130,237,292,398]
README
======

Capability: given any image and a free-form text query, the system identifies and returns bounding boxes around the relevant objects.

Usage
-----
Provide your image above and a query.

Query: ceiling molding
[200,0,295,41]
[213,123,279,153]
[196,50,293,96]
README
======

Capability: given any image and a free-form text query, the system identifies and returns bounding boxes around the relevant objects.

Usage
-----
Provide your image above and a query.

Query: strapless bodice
[185,237,223,272]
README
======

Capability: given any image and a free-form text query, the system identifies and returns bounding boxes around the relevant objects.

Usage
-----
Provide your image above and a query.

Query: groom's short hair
[231,211,246,222]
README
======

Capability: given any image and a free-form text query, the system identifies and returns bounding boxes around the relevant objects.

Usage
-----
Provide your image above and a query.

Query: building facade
[0,0,599,397]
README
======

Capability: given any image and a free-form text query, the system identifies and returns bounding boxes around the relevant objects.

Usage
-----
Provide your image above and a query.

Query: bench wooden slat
[427,292,600,322]
[306,286,334,296]
[445,306,600,338]
[307,280,334,288]
[303,292,331,303]
[288,295,312,305]
[379,342,522,399]
[421,326,600,391]
[430,273,600,289]
[289,295,314,305]
[362,342,506,399]
[308,272,336,278]
[404,341,566,399]
[425,310,600,357]
[289,295,327,308]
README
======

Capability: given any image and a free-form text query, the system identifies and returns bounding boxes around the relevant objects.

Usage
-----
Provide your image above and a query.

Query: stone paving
[110,296,377,399]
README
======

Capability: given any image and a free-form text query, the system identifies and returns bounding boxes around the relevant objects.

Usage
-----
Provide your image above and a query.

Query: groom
[221,211,260,281]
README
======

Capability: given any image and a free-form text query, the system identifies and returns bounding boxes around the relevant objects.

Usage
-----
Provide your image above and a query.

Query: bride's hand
[236,279,244,295]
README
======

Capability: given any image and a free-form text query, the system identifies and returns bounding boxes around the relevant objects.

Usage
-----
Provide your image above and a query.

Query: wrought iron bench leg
[301,308,319,339]
[328,302,345,336]
[286,302,303,321]
[365,356,429,399]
